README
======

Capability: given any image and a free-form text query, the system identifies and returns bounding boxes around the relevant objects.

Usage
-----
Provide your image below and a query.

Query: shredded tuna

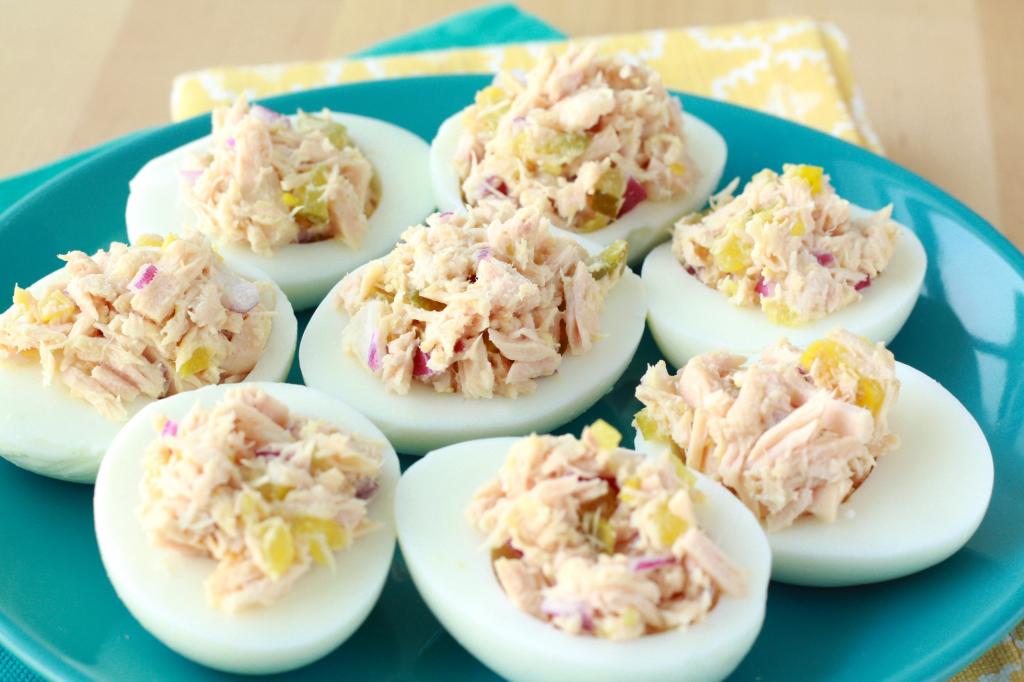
[635,330,900,531]
[139,386,383,612]
[467,421,744,640]
[455,45,698,234]
[0,235,273,420]
[672,164,898,325]
[183,98,380,256]
[337,205,627,398]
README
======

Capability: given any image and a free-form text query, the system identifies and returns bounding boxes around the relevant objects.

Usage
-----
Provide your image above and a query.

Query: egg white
[125,112,435,310]
[395,436,770,682]
[634,361,993,587]
[430,109,727,264]
[298,263,647,455]
[93,381,400,674]
[642,209,927,367]
[0,259,297,484]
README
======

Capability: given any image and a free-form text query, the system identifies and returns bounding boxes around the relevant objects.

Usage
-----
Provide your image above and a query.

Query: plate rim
[0,74,1021,682]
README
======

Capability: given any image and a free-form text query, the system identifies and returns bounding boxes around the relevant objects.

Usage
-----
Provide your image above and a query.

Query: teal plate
[1,76,1022,681]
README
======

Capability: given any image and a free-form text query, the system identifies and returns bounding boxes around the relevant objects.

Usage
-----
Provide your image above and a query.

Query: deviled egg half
[396,423,771,682]
[126,99,435,310]
[94,382,400,674]
[0,235,296,483]
[633,330,993,586]
[430,45,726,263]
[643,164,927,366]
[299,205,647,454]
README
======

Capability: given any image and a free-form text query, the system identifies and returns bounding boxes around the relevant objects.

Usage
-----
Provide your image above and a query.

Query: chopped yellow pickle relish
[653,501,689,547]
[257,518,296,579]
[588,240,629,280]
[38,290,76,323]
[764,299,799,326]
[791,164,824,194]
[176,346,211,377]
[801,338,886,415]
[135,233,164,248]
[589,419,622,450]
[712,231,752,274]
[635,408,663,442]
[12,286,35,312]
[470,86,511,132]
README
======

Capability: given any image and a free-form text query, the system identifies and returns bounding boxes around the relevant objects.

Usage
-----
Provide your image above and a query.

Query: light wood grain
[2,0,1021,246]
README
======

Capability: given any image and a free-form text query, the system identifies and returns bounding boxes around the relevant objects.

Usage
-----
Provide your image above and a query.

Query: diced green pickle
[588,239,629,280]
[577,213,610,233]
[295,113,351,149]
[287,166,330,223]
[515,131,590,168]
[408,290,446,311]
[591,167,626,217]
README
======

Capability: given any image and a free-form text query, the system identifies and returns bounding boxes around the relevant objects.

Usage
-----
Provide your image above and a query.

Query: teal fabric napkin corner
[0,5,562,680]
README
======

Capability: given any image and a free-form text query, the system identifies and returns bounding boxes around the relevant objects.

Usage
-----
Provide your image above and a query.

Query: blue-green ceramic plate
[1,76,1021,681]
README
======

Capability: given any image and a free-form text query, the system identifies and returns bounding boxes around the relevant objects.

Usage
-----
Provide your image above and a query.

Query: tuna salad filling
[672,164,898,325]
[455,45,697,233]
[635,330,899,531]
[467,421,745,640]
[183,98,380,255]
[0,234,273,420]
[139,386,383,612]
[337,205,627,398]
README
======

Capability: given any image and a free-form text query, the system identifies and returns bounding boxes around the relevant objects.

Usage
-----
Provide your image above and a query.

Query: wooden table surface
[3,0,1022,247]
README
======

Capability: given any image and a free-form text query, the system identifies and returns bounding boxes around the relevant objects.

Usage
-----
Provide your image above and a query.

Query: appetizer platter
[0,50,1020,682]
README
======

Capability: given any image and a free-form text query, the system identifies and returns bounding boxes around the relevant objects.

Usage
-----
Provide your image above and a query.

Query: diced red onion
[179,169,203,182]
[754,277,775,297]
[686,266,697,276]
[480,176,508,199]
[454,338,466,354]
[161,419,178,437]
[476,245,492,261]
[855,276,871,291]
[223,280,261,313]
[511,116,528,132]
[368,331,381,371]
[630,556,676,572]
[413,347,435,377]
[439,210,454,219]
[254,448,279,457]
[541,596,595,631]
[618,177,648,217]
[251,104,285,123]
[131,264,158,290]
[356,479,379,500]
[815,252,835,267]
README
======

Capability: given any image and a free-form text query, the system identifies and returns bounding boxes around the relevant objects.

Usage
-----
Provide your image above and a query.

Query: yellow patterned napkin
[170,16,1024,681]
[171,17,883,153]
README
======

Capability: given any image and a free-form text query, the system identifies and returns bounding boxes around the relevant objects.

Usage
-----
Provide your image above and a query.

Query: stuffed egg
[0,235,296,483]
[396,423,770,682]
[430,45,726,264]
[126,99,435,310]
[299,205,646,454]
[643,164,927,366]
[94,382,400,674]
[633,330,993,586]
